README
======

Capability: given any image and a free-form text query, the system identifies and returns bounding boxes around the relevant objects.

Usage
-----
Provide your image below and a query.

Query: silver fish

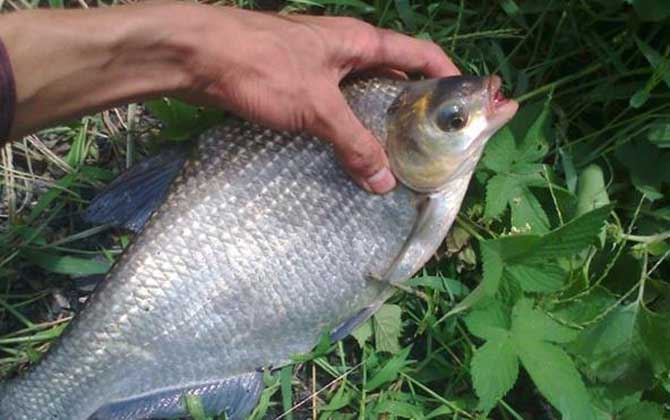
[0,75,517,419]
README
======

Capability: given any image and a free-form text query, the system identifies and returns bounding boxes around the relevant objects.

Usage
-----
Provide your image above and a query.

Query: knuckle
[339,142,382,176]
[349,23,382,58]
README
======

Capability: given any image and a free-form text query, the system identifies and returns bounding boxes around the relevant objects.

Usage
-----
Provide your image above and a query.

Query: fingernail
[365,167,396,194]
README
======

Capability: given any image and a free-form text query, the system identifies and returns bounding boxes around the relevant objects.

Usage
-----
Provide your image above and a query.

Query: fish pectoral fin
[375,191,457,286]
[88,371,263,420]
[83,147,189,232]
[330,302,383,342]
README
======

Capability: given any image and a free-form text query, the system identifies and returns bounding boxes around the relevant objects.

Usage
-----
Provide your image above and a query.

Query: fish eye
[436,106,468,131]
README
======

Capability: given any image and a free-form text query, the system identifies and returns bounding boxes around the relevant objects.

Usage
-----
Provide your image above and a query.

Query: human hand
[175,5,460,193]
[1,1,458,194]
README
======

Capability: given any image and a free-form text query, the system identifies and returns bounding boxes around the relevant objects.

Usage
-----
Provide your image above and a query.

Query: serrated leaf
[365,346,412,391]
[552,287,617,324]
[480,241,504,296]
[373,304,403,354]
[482,127,517,172]
[510,187,550,233]
[506,263,567,292]
[571,304,655,388]
[352,320,372,348]
[517,340,595,420]
[518,98,551,162]
[471,334,519,411]
[511,299,579,344]
[484,174,519,219]
[464,299,510,340]
[638,306,670,369]
[528,205,612,261]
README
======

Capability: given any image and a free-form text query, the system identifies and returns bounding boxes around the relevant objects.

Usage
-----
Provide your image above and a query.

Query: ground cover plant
[1,0,669,419]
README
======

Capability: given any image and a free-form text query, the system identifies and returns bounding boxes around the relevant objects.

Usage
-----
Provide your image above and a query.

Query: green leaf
[21,250,111,277]
[529,205,612,261]
[471,334,519,411]
[373,304,403,354]
[648,121,670,147]
[638,306,670,369]
[506,263,567,293]
[480,241,504,296]
[352,319,372,348]
[517,339,595,420]
[365,346,412,391]
[616,140,670,201]
[510,187,550,233]
[484,174,518,219]
[407,275,469,297]
[619,401,666,420]
[464,299,510,340]
[280,366,293,420]
[482,127,517,172]
[511,299,579,344]
[183,395,209,420]
[145,98,224,141]
[552,287,617,325]
[320,383,352,412]
[394,0,416,31]
[518,98,551,162]
[632,0,670,21]
[634,37,670,88]
[629,89,650,109]
[571,304,655,388]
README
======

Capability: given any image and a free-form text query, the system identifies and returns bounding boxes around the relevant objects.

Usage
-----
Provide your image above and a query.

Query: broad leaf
[529,205,612,261]
[471,334,519,411]
[506,263,567,293]
[373,304,403,354]
[464,299,510,340]
[517,339,595,420]
[511,299,579,344]
[571,304,655,388]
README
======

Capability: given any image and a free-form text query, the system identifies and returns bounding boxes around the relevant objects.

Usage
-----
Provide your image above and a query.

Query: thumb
[310,87,396,194]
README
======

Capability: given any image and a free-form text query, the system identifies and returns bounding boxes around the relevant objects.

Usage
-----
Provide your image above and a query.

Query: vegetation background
[1,0,669,419]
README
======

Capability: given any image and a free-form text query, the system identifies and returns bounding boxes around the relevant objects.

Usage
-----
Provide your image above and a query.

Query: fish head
[387,75,518,193]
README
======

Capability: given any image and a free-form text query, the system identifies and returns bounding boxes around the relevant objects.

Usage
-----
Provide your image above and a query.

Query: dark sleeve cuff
[0,37,16,143]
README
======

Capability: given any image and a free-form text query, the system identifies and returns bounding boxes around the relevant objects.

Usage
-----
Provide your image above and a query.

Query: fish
[0,75,517,419]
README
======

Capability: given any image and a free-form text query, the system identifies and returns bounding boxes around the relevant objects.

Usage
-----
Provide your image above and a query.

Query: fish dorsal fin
[83,148,188,232]
[88,371,263,420]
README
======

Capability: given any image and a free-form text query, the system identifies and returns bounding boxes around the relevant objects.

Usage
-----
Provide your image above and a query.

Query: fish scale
[0,75,512,419]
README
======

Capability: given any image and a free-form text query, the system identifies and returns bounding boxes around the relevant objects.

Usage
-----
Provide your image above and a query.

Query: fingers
[368,28,461,77]
[336,21,459,78]
[310,86,396,194]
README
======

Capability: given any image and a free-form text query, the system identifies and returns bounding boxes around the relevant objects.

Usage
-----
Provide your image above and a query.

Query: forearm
[0,2,195,141]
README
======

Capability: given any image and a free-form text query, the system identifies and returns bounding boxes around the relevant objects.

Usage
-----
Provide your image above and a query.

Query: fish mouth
[487,75,518,126]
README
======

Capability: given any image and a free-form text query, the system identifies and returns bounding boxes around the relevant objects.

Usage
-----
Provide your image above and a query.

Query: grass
[1,0,669,419]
